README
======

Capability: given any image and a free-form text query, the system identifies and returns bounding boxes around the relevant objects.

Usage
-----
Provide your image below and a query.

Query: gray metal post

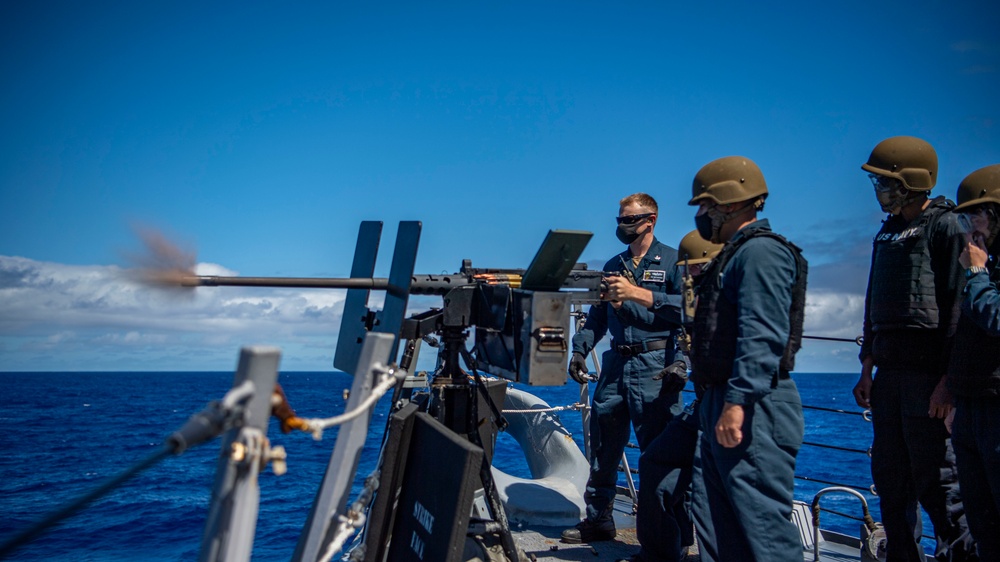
[583,335,637,509]
[572,304,593,461]
[293,332,396,562]
[198,346,282,562]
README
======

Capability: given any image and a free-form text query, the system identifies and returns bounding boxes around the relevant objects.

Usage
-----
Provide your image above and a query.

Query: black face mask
[616,223,643,245]
[694,213,714,242]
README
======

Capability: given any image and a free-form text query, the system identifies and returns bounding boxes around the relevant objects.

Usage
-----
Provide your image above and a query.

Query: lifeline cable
[0,381,255,558]
[317,471,381,562]
[801,441,871,456]
[0,445,173,558]
[801,334,863,344]
[300,364,399,439]
[501,402,587,414]
[794,474,872,493]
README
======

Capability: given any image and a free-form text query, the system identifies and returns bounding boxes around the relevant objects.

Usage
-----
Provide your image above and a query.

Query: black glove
[568,352,591,384]
[654,360,688,393]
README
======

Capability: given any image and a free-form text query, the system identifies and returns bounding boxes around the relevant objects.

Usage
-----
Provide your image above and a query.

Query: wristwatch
[966,266,988,278]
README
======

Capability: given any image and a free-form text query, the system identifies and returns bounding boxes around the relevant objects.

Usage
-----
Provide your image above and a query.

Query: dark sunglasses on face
[616,213,654,225]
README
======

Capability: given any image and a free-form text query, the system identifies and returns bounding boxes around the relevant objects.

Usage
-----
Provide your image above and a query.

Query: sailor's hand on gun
[653,360,689,393]
[568,352,594,384]
[852,356,874,409]
[600,274,623,309]
[603,276,653,308]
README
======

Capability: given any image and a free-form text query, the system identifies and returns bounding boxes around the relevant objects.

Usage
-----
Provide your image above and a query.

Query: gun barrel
[183,275,393,289]
[181,274,479,294]
[179,268,604,299]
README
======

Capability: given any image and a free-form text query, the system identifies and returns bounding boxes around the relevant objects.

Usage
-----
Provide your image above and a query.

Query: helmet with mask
[862,136,937,214]
[954,163,1000,247]
[687,156,768,243]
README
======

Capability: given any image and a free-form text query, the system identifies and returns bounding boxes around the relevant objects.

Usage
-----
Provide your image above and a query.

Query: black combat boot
[560,517,616,543]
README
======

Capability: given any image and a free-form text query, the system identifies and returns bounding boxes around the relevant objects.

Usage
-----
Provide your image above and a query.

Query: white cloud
[195,263,238,276]
[0,256,351,371]
[798,289,866,373]
[804,290,865,340]
[1,255,870,373]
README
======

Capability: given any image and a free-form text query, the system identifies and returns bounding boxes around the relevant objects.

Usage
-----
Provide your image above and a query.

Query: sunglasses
[616,213,654,225]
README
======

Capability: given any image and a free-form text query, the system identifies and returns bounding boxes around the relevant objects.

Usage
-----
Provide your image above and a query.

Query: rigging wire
[299,364,399,439]
[0,379,257,558]
[501,403,587,414]
[795,474,872,494]
[318,471,381,562]
[802,334,863,345]
[802,403,871,417]
[802,441,871,456]
[0,446,173,558]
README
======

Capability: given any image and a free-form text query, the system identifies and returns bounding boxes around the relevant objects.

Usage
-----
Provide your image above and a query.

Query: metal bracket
[293,332,396,562]
[198,346,282,562]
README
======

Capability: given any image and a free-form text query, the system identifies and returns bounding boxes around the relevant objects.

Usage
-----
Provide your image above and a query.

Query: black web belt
[612,338,670,357]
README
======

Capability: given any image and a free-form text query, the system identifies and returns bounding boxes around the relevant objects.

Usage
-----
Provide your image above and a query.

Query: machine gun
[172,221,601,562]
[177,222,603,386]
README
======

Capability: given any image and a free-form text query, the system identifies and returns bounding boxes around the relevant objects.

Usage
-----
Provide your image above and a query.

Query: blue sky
[1,1,997,372]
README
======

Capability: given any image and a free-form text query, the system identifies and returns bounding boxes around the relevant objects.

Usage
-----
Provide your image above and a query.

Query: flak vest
[690,229,808,387]
[869,198,953,330]
[948,264,1000,399]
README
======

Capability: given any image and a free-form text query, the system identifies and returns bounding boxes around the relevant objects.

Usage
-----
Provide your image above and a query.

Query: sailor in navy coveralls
[561,193,686,545]
[687,156,808,561]
[632,230,722,562]
[949,164,1000,561]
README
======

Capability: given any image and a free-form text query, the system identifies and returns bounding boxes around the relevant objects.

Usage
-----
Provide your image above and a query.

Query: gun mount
[170,220,598,562]
[177,222,600,386]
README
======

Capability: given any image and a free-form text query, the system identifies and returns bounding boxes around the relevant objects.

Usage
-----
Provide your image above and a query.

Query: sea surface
[0,371,891,561]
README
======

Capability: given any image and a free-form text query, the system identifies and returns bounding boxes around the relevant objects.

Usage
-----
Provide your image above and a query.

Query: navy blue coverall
[950,264,1000,560]
[636,399,699,561]
[689,220,805,562]
[572,237,685,524]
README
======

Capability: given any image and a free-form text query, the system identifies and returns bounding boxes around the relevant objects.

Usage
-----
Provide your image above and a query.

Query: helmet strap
[707,198,761,241]
[717,198,759,223]
[881,188,925,215]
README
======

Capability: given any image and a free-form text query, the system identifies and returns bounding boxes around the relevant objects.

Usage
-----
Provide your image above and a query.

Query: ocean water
[0,371,882,560]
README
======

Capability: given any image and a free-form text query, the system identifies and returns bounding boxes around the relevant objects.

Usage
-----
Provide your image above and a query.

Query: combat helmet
[688,156,768,206]
[954,164,1000,212]
[861,136,937,191]
[676,230,723,265]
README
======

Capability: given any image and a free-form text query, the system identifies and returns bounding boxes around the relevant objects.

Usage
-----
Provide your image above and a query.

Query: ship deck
[514,528,865,562]
[510,496,868,562]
